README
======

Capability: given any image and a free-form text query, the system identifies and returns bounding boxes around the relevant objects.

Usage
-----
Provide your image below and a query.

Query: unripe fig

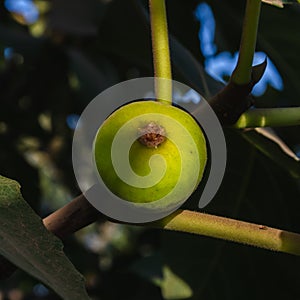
[93,100,207,210]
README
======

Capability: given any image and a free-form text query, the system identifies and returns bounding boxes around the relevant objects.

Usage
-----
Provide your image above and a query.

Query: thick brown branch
[43,194,100,239]
[209,59,267,125]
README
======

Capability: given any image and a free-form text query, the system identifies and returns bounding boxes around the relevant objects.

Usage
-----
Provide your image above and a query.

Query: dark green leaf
[0,175,90,299]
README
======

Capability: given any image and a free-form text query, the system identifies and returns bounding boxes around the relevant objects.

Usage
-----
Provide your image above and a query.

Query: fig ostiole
[93,100,207,211]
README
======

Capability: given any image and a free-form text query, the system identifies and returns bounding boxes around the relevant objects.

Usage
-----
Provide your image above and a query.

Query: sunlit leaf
[130,254,193,299]
[254,127,299,161]
[161,266,193,300]
[240,129,300,178]
[262,0,300,8]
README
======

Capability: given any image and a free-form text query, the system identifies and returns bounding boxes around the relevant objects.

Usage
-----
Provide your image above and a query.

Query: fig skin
[93,101,207,208]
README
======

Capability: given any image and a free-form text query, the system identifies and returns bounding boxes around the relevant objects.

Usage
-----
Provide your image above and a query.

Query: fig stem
[231,0,261,85]
[2,195,300,279]
[40,198,300,256]
[153,209,300,256]
[149,0,172,105]
[234,107,300,128]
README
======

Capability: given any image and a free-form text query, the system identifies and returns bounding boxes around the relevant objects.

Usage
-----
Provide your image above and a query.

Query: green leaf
[262,0,299,8]
[0,175,90,300]
[130,253,192,299]
[262,0,284,8]
[161,266,193,300]
[240,128,300,178]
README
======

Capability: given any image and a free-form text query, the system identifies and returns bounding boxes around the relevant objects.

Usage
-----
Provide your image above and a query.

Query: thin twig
[231,0,262,84]
[234,107,300,128]
[41,197,300,256]
[149,0,172,104]
[152,209,300,256]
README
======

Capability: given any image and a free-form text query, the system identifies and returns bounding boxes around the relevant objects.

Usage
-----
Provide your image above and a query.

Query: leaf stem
[152,209,300,256]
[231,0,261,85]
[43,195,300,256]
[149,0,172,104]
[234,107,300,128]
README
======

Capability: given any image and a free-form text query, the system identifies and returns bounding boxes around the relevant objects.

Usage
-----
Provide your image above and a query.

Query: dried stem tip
[138,121,166,148]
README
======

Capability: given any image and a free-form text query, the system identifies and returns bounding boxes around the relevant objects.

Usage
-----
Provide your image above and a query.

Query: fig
[93,100,207,210]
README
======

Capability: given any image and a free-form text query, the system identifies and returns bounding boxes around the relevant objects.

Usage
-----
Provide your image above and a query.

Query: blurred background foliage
[0,0,300,299]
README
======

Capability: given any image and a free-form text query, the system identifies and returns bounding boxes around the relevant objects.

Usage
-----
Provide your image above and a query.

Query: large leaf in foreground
[0,175,90,300]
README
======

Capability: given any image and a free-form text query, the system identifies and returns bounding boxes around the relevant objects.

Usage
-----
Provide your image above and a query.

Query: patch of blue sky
[4,0,39,24]
[4,47,14,60]
[33,284,49,297]
[205,52,283,96]
[195,2,283,97]
[173,89,201,104]
[66,114,80,130]
[195,2,217,58]
[144,89,201,105]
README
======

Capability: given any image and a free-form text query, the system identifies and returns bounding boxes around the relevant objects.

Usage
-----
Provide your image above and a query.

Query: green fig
[93,100,207,210]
